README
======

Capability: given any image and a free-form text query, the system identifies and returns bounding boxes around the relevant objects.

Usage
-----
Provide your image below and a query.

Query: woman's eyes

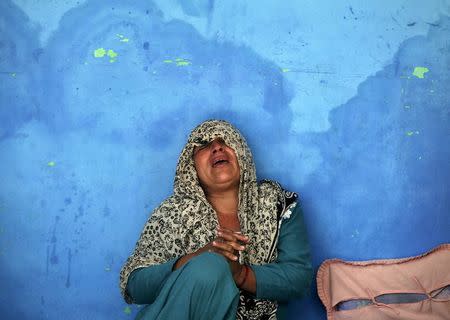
[193,138,227,155]
[193,143,209,155]
[197,143,209,151]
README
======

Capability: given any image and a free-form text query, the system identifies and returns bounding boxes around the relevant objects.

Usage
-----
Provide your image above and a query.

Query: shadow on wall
[291,15,449,320]
[1,0,294,147]
[0,1,41,140]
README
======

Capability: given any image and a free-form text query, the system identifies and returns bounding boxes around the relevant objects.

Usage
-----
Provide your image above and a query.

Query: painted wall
[1,0,449,319]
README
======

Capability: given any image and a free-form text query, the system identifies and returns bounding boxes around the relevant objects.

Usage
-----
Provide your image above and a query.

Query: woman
[120,120,312,319]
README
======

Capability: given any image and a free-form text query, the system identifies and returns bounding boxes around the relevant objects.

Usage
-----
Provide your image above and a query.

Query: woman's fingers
[216,230,239,242]
[212,238,244,254]
[215,235,246,252]
[208,245,239,261]
[209,228,249,261]
[216,227,249,243]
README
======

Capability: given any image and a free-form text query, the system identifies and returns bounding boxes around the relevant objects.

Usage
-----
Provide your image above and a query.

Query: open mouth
[212,158,229,167]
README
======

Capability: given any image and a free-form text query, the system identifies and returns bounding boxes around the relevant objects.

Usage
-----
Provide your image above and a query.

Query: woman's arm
[125,258,178,304]
[126,229,249,304]
[249,203,313,301]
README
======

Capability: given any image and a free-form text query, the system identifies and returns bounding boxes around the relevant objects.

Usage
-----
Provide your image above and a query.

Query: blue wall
[1,1,449,319]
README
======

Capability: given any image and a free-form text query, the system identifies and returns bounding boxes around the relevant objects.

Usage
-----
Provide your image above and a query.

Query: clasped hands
[198,227,250,286]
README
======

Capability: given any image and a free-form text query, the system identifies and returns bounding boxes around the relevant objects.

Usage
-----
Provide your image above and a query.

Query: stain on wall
[1,0,449,319]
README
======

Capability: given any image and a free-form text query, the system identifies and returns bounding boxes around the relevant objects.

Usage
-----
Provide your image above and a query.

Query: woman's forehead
[187,120,243,153]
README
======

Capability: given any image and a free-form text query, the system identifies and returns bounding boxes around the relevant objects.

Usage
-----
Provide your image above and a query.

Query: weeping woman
[120,120,312,319]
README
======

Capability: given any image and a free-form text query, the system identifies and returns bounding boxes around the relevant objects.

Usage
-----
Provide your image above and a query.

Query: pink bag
[317,244,450,319]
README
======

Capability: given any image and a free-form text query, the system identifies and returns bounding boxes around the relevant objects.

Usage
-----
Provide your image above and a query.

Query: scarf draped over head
[120,120,294,318]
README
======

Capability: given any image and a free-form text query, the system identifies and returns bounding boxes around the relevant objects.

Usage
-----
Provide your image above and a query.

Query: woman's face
[193,138,240,195]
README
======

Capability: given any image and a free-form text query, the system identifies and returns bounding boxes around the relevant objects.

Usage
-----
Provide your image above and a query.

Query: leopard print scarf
[120,120,294,319]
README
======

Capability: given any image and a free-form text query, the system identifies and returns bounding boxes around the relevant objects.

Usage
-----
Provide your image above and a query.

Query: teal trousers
[135,253,240,320]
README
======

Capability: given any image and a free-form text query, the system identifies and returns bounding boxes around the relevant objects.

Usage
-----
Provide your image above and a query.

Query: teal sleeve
[125,258,179,304]
[251,203,313,301]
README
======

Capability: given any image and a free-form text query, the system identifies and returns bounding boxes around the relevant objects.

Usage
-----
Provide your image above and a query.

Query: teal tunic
[125,203,312,319]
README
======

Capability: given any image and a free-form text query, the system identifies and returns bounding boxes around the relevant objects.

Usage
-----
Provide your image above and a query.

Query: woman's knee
[185,252,232,286]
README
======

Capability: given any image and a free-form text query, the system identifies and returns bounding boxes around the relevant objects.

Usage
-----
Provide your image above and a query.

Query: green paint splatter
[47,161,56,167]
[404,105,411,109]
[94,48,118,62]
[124,306,132,315]
[105,267,111,272]
[412,67,429,79]
[94,48,107,58]
[116,34,130,42]
[406,131,420,136]
[176,60,191,66]
[281,68,290,73]
[107,49,118,63]
[174,58,191,66]
[164,58,191,66]
[11,73,16,77]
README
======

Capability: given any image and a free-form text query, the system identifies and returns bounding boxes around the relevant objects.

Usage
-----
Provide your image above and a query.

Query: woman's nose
[211,139,224,153]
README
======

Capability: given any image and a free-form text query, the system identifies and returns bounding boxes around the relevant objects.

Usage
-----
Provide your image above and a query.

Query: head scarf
[120,120,294,318]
